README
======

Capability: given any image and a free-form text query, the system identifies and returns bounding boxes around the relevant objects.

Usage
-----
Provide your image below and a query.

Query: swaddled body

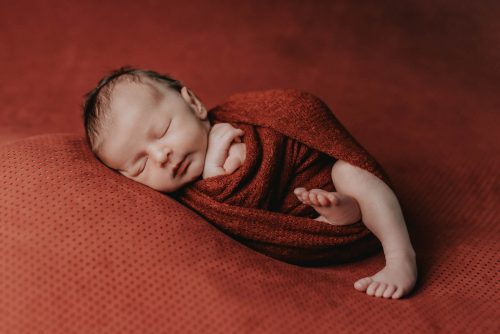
[174,91,383,265]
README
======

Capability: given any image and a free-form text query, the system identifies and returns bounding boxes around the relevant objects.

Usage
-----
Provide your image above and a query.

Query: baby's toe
[354,277,372,291]
[294,188,306,196]
[383,285,396,299]
[294,188,311,204]
[309,189,330,206]
[300,196,310,205]
[366,281,380,296]
[308,192,320,206]
[392,286,404,299]
[374,283,387,297]
[317,194,329,206]
[327,193,340,206]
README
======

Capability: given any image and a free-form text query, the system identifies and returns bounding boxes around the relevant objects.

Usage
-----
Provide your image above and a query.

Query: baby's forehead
[109,76,164,104]
[101,77,159,128]
[109,79,169,119]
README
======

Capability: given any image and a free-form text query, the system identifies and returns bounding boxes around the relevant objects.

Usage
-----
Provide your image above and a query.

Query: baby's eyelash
[161,123,170,137]
[133,159,146,176]
[138,160,147,174]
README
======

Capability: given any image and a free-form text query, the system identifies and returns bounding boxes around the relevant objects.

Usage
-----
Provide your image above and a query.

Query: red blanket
[173,89,392,265]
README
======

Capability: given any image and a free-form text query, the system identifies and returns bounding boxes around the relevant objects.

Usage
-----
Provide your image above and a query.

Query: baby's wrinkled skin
[97,76,417,300]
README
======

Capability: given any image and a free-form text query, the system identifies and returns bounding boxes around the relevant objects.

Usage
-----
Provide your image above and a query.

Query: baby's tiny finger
[233,129,244,139]
[233,128,244,136]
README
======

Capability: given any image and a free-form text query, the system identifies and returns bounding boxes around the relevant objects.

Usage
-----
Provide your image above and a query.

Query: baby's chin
[157,160,204,193]
[155,181,187,193]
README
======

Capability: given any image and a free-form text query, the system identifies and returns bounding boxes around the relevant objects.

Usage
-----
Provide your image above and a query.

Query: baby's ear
[181,86,207,119]
[196,103,208,120]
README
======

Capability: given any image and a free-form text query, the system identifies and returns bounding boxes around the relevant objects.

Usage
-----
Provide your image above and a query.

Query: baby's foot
[294,187,361,226]
[354,250,417,299]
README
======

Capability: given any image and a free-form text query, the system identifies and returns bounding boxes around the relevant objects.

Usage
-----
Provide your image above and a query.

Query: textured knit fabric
[175,89,386,265]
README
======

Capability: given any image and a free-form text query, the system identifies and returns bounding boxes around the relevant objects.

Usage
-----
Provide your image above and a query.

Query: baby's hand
[203,123,244,178]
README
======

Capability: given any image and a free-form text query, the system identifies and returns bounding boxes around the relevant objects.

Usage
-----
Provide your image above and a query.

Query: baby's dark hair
[82,66,183,154]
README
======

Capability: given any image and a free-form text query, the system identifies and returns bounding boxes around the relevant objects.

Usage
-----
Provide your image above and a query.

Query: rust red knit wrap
[174,89,392,265]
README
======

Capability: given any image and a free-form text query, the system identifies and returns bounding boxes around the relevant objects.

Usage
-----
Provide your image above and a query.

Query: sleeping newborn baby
[83,67,417,299]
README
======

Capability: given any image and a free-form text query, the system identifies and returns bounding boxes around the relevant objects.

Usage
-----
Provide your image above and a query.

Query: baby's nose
[151,146,172,165]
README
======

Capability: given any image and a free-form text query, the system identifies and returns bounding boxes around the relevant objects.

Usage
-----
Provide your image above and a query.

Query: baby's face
[98,77,211,192]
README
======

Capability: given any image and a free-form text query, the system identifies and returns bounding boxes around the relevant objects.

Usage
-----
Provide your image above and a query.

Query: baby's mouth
[172,157,185,177]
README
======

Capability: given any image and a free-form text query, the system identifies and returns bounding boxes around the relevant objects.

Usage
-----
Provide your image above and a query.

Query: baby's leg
[294,188,361,226]
[331,160,417,299]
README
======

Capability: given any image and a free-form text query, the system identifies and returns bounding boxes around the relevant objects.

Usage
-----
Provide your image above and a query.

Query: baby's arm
[203,123,245,179]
